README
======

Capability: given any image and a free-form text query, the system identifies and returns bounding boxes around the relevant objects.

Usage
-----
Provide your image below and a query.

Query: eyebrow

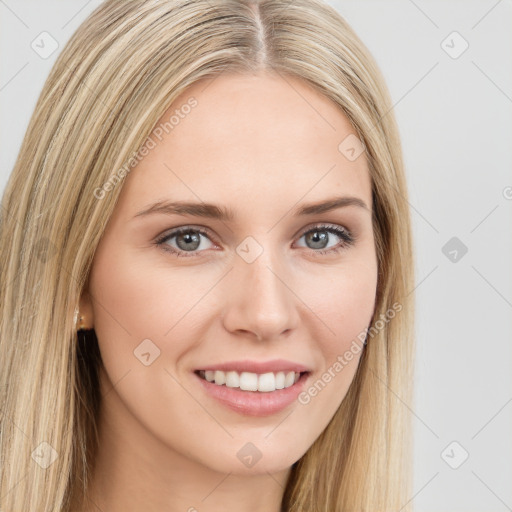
[133,196,370,222]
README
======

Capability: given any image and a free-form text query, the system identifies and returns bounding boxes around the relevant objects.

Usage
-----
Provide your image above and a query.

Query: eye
[294,223,355,256]
[155,226,216,257]
[154,223,355,258]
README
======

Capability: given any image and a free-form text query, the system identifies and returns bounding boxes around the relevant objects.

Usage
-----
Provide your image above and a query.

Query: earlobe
[76,289,94,331]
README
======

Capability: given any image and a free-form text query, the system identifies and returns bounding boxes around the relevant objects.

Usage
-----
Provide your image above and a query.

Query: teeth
[200,370,302,392]
[240,372,258,391]
[258,372,275,392]
[214,370,225,385]
[275,372,285,389]
[225,371,239,388]
[284,371,295,387]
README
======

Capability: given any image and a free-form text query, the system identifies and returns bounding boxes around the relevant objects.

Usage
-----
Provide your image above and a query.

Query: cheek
[87,246,222,456]
[305,257,377,350]
[88,243,226,381]
[298,259,376,389]
[89,243,194,339]
[288,256,377,416]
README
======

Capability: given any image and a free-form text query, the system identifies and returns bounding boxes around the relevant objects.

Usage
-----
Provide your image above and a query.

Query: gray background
[1,1,511,510]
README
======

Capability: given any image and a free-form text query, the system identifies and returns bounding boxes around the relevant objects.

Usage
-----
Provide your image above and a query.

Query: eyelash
[154,223,356,258]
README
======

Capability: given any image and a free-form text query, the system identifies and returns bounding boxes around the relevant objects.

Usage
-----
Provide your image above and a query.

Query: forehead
[118,72,371,218]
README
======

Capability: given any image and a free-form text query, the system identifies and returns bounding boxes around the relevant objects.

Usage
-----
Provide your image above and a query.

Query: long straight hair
[0,1,415,510]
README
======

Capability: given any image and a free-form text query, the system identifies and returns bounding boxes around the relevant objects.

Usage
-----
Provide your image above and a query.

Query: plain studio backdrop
[1,1,511,510]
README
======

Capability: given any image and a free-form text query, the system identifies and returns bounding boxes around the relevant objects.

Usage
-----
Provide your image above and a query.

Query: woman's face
[83,71,378,476]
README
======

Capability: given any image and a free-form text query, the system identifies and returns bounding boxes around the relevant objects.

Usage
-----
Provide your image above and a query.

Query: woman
[0,0,415,510]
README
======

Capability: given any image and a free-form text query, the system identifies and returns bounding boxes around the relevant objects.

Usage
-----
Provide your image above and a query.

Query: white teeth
[275,372,285,389]
[225,371,239,388]
[199,370,303,392]
[258,372,275,392]
[214,370,225,385]
[284,371,295,387]
[239,372,258,391]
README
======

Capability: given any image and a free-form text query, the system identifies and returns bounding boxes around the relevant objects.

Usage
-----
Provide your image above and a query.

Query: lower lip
[194,371,310,417]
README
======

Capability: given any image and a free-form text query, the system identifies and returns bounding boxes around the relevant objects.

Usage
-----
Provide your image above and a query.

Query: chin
[196,437,307,476]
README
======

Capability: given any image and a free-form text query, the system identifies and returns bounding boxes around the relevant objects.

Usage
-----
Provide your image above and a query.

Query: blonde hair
[0,0,415,510]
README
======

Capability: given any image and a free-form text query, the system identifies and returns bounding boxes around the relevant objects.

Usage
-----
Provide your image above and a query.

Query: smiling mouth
[195,369,309,393]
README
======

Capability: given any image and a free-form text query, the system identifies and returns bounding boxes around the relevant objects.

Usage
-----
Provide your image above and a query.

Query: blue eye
[155,223,355,258]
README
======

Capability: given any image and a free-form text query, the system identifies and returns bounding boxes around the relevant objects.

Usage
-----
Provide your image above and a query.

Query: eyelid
[295,221,349,239]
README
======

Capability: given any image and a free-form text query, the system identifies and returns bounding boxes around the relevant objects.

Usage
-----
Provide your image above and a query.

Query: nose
[221,245,300,342]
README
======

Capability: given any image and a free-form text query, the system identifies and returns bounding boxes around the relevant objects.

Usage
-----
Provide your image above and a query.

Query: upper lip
[196,359,311,374]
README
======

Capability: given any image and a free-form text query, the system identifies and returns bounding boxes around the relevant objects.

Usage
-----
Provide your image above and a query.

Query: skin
[81,71,378,512]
